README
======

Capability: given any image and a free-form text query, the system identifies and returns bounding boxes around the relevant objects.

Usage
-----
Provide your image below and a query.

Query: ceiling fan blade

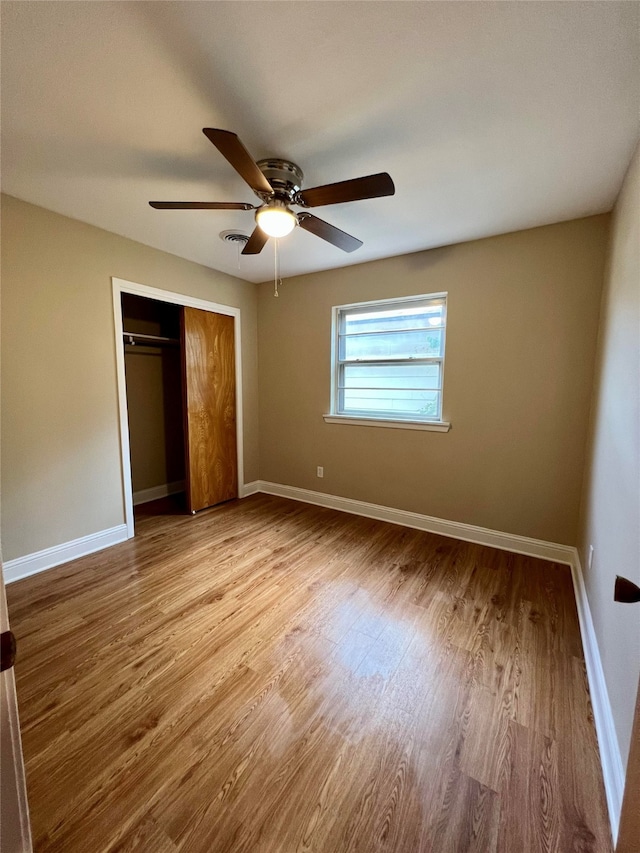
[241,226,269,255]
[297,172,394,208]
[203,129,273,196]
[297,213,362,252]
[149,201,255,210]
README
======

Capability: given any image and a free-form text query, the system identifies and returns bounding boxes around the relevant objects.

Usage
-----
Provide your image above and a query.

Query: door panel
[182,307,237,512]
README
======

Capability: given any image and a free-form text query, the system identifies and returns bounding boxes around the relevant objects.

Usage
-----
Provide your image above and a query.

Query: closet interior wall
[121,293,185,508]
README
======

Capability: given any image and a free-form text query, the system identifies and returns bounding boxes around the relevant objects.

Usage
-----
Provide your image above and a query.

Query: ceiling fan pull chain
[274,237,280,297]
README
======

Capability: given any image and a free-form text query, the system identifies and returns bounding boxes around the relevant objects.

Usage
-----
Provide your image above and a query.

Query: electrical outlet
[588,545,594,571]
[317,466,324,478]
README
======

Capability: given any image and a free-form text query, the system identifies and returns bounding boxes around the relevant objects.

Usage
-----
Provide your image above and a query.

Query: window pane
[341,301,445,335]
[342,388,440,419]
[342,363,440,391]
[340,329,442,360]
[334,294,447,423]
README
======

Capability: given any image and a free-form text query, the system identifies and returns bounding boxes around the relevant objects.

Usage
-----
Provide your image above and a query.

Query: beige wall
[1,197,610,560]
[1,194,259,561]
[258,215,609,545]
[578,142,640,775]
[124,346,184,494]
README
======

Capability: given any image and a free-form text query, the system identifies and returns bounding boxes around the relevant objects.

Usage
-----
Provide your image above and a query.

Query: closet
[122,293,237,516]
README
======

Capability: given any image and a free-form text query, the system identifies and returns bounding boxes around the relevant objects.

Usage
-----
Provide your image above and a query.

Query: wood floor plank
[6,494,612,852]
[496,720,561,853]
[430,768,500,853]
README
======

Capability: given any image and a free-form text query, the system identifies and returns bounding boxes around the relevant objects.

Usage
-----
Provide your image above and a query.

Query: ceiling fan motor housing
[256,158,304,203]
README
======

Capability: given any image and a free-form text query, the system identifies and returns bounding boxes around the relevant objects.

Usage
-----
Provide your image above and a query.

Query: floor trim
[133,480,185,507]
[247,480,575,564]
[239,481,262,498]
[569,550,624,844]
[4,525,129,584]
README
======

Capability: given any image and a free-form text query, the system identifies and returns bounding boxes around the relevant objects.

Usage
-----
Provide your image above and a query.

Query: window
[327,293,448,430]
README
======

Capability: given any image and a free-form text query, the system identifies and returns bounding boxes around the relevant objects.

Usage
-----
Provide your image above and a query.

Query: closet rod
[123,331,180,347]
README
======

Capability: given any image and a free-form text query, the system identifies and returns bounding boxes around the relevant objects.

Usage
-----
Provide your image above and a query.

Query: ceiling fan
[149,129,395,255]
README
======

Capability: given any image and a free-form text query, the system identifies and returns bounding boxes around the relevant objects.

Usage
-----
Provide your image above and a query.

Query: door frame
[1,563,33,852]
[111,277,245,538]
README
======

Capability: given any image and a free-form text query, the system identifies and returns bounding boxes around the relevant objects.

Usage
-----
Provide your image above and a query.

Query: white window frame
[324,292,451,433]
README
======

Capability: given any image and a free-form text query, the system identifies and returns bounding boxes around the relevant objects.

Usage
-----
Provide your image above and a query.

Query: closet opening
[115,280,241,537]
[122,293,187,516]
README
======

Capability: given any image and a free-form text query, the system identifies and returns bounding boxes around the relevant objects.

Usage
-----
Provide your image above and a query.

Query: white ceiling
[2,2,638,284]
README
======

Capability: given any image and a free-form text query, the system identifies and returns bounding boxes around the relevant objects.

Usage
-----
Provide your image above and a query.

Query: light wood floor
[7,494,612,852]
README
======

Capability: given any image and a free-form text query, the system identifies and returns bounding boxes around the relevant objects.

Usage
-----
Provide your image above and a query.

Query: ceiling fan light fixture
[256,201,297,238]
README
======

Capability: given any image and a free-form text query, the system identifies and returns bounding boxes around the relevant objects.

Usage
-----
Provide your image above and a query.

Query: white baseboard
[239,481,262,498]
[569,551,624,843]
[5,478,250,583]
[245,480,575,565]
[3,525,129,584]
[133,480,185,506]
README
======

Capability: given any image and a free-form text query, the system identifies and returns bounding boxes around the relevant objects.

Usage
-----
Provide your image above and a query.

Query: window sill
[323,414,451,432]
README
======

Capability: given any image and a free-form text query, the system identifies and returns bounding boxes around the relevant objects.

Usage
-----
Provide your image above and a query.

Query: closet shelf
[123,331,180,347]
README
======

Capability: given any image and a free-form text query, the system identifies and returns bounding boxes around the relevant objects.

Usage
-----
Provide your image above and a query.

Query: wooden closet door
[182,307,238,512]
